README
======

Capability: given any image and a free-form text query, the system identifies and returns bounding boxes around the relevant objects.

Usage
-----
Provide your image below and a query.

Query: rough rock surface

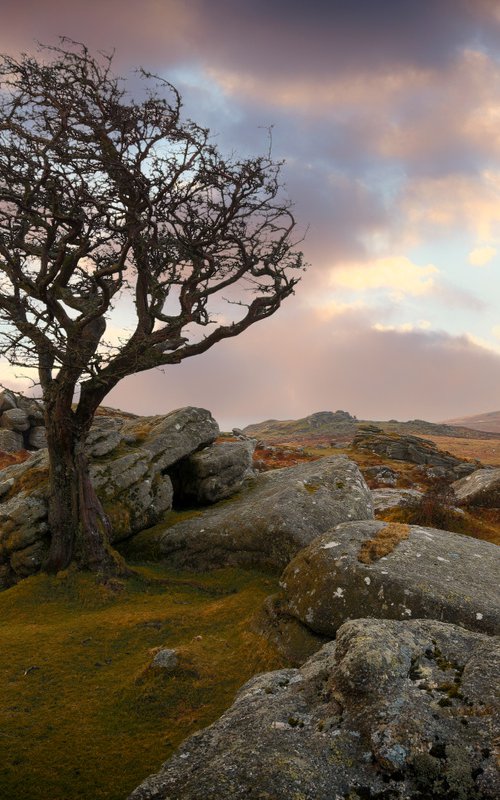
[0,429,24,452]
[0,391,45,451]
[123,455,374,571]
[364,464,399,485]
[128,618,500,800]
[452,467,500,508]
[353,426,477,478]
[279,520,500,637]
[169,440,256,505]
[372,487,423,511]
[0,407,219,588]
[27,426,47,450]
[151,649,178,671]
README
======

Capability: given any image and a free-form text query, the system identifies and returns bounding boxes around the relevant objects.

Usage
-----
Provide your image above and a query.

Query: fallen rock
[128,618,500,800]
[452,467,500,508]
[372,487,423,511]
[279,520,500,637]
[122,455,374,571]
[353,427,477,479]
[0,407,219,589]
[169,440,256,505]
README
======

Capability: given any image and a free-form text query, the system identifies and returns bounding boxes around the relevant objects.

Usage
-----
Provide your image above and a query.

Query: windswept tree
[0,41,304,575]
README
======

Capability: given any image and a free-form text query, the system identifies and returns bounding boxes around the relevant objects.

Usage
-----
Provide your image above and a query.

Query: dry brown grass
[425,435,500,467]
[358,522,410,564]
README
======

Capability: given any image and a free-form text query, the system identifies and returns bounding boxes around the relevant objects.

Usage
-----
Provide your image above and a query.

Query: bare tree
[0,41,304,575]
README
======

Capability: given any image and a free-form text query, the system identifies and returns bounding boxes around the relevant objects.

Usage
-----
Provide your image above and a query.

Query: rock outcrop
[241,409,357,443]
[122,455,374,571]
[452,467,500,508]
[278,520,500,638]
[0,390,45,451]
[0,407,220,588]
[128,618,500,800]
[353,426,477,479]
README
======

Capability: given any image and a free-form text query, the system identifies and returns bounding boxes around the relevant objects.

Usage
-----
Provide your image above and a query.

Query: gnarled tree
[0,41,304,574]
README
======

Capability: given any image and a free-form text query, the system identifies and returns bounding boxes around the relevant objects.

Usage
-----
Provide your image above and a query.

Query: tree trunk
[43,401,123,576]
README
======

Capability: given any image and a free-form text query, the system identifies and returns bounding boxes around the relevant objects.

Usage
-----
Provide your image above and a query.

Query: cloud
[373,320,432,333]
[104,307,500,428]
[329,257,438,299]
[464,333,500,355]
[314,300,367,320]
[402,171,500,242]
[468,245,497,266]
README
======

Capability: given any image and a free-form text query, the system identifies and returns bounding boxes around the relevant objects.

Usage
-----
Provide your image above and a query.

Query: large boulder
[169,440,256,505]
[452,467,500,508]
[128,618,499,800]
[0,407,219,589]
[278,520,500,638]
[123,455,374,571]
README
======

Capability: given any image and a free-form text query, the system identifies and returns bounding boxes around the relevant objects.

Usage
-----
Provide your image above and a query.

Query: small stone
[151,648,178,671]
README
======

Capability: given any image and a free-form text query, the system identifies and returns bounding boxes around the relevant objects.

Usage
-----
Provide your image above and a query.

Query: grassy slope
[0,566,286,800]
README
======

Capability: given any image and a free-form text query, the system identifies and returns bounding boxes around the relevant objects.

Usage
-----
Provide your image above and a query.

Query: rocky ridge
[242,409,500,443]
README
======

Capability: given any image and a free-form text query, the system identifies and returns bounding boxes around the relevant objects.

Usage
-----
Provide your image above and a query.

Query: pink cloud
[106,308,500,429]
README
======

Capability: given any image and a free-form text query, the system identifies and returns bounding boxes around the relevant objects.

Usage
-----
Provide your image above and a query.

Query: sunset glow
[2,0,500,427]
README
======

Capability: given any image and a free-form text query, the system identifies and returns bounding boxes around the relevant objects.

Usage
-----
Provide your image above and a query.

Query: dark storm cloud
[4,0,500,74]
[185,0,500,79]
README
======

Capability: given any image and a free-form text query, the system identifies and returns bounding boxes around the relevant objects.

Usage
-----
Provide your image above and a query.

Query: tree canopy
[0,41,304,573]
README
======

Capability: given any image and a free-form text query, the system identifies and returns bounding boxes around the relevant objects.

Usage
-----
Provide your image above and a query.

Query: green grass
[0,565,286,800]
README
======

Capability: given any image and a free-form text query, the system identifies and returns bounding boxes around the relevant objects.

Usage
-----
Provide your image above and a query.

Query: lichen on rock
[127,618,500,800]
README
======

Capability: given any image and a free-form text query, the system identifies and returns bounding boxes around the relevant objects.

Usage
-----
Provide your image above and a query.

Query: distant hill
[443,410,500,434]
[242,410,500,443]
[242,410,358,443]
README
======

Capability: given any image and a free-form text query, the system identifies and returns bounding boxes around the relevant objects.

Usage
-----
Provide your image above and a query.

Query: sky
[2,0,500,428]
